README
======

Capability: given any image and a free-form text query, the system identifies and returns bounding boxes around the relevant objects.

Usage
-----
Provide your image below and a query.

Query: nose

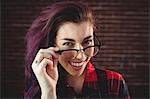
[73,44,86,60]
[75,50,84,59]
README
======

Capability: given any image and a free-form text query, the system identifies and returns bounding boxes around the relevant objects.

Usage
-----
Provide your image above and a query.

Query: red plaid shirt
[57,62,130,99]
[24,62,130,99]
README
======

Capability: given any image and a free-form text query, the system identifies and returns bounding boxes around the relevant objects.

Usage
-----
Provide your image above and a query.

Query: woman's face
[56,21,94,77]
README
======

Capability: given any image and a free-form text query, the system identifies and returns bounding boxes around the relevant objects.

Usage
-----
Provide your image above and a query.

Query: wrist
[41,88,57,99]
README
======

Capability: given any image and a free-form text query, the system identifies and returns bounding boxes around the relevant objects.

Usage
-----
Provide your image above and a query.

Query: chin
[59,57,91,77]
[67,62,87,76]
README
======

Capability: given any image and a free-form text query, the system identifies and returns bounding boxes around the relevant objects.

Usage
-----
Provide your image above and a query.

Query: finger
[47,47,59,58]
[34,48,55,64]
[44,49,58,59]
[32,47,59,69]
[37,49,53,60]
[53,57,58,67]
[48,47,59,51]
[32,58,53,75]
[38,48,59,60]
[39,58,54,71]
[47,47,59,66]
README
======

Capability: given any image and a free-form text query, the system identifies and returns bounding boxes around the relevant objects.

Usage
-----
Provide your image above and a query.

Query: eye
[62,42,74,47]
[82,39,93,46]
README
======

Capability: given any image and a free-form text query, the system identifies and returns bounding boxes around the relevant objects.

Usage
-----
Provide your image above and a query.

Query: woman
[24,1,130,99]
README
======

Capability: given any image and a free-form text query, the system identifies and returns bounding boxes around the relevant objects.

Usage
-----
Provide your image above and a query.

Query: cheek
[58,52,76,63]
[58,55,71,66]
[86,47,94,56]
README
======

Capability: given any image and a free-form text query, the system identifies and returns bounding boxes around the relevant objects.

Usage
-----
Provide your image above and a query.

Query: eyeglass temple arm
[94,32,102,47]
[55,50,62,55]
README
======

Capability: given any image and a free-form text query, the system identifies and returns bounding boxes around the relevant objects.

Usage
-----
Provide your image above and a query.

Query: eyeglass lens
[60,46,99,57]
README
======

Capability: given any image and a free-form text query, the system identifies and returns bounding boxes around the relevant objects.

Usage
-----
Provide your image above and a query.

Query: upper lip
[70,61,83,63]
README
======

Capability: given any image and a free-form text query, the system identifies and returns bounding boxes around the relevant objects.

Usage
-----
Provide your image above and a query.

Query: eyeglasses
[55,33,102,57]
[55,45,101,57]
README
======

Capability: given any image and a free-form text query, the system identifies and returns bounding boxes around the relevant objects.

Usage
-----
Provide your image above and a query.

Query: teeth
[70,62,83,67]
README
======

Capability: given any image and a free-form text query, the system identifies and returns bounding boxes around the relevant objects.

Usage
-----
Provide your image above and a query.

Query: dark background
[1,0,149,98]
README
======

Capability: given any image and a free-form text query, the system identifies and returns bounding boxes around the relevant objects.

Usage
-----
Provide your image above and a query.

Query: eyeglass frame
[55,33,102,56]
[55,45,101,55]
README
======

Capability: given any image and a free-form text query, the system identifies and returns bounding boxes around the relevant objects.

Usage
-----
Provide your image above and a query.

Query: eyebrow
[61,35,93,42]
[61,38,75,42]
[83,35,93,41]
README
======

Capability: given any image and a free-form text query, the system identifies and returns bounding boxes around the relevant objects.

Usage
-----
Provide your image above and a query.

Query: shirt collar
[84,62,98,82]
[58,62,98,90]
[83,62,98,91]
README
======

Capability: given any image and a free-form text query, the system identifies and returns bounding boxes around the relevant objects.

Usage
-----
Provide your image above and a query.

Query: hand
[31,47,59,98]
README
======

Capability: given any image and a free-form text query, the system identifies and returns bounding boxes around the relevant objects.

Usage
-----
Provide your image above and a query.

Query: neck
[67,72,85,82]
[67,72,86,94]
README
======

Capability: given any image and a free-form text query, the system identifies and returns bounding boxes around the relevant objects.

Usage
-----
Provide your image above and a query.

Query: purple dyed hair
[24,1,95,98]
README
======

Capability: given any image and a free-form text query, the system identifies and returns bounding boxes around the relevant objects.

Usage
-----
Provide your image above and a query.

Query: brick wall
[1,0,149,98]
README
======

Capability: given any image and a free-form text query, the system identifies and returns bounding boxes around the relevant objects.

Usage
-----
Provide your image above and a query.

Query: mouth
[69,61,84,70]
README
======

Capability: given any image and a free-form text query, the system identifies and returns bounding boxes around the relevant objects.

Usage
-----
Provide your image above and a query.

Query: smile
[69,61,84,67]
[70,62,83,67]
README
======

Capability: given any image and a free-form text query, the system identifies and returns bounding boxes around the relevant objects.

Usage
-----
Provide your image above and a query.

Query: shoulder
[105,69,123,80]
[95,68,123,81]
[95,68,130,98]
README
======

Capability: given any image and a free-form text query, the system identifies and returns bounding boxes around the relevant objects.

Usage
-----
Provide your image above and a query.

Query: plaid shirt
[24,62,130,99]
[57,62,130,99]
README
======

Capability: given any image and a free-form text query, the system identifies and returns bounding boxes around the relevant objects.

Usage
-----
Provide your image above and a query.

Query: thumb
[53,58,58,67]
